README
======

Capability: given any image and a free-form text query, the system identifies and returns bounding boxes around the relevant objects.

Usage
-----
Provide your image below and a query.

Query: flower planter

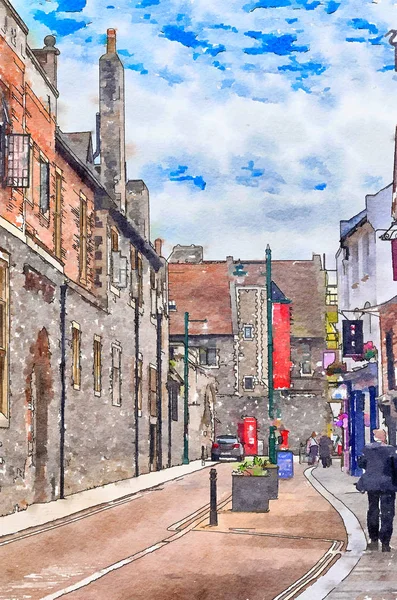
[232,466,279,512]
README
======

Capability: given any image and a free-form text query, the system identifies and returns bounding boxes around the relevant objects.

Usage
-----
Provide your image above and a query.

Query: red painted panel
[273,303,291,389]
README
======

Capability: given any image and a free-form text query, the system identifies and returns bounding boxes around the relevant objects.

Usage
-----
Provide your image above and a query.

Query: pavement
[0,459,347,600]
[3,456,395,600]
[312,459,397,600]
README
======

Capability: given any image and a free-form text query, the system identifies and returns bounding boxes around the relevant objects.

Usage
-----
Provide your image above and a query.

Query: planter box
[232,468,279,512]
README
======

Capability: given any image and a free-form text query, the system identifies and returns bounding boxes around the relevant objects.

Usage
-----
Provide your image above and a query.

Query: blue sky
[13,0,397,261]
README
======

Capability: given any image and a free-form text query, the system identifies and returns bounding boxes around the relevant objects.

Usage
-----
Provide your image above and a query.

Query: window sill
[112,401,122,407]
[110,285,120,297]
[73,384,81,391]
[200,364,219,369]
[139,307,144,316]
[94,390,101,398]
[138,409,142,417]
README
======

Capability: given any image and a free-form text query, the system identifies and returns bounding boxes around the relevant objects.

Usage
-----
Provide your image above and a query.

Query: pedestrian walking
[306,432,319,466]
[319,433,333,468]
[356,429,397,552]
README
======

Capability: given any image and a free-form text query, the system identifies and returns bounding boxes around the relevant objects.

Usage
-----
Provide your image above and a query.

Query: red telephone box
[238,417,258,456]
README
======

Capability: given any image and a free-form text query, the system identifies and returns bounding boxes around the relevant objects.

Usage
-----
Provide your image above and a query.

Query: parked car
[211,435,244,462]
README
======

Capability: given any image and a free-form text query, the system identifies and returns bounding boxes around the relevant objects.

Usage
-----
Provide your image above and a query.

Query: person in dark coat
[356,429,397,552]
[319,433,333,468]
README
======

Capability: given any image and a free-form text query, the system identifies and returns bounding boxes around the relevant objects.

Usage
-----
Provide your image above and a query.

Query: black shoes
[382,544,391,552]
[367,540,379,551]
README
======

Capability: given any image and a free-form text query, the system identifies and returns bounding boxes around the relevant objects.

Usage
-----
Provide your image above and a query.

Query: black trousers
[367,491,396,545]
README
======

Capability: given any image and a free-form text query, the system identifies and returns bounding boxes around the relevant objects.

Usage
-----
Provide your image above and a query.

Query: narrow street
[0,463,346,600]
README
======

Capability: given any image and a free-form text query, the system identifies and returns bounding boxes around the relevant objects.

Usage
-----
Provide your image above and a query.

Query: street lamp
[183,311,207,465]
[265,244,277,464]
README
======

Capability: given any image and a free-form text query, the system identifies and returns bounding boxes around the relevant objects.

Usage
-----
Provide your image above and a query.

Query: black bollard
[209,468,218,526]
[201,445,206,466]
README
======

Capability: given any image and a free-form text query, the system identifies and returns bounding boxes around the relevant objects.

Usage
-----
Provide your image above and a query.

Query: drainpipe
[156,312,163,470]
[134,300,140,478]
[167,379,172,468]
[59,282,67,499]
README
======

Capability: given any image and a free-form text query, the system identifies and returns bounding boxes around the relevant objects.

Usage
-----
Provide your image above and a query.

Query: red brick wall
[380,303,397,395]
[0,34,95,291]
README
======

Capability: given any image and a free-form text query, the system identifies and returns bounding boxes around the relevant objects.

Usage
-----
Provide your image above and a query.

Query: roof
[62,132,94,164]
[230,258,325,338]
[168,262,233,336]
[56,128,109,200]
[340,209,367,242]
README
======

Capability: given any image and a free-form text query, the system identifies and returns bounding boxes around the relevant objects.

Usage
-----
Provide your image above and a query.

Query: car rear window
[217,437,238,444]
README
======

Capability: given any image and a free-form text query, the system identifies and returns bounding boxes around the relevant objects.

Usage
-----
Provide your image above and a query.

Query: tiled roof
[230,258,326,338]
[168,262,233,336]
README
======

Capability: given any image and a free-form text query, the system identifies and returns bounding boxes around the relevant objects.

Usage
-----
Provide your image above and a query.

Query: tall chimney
[99,28,127,213]
[155,238,163,256]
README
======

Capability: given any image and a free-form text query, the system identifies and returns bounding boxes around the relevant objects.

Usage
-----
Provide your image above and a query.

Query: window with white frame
[243,376,254,391]
[243,325,254,339]
[72,322,81,390]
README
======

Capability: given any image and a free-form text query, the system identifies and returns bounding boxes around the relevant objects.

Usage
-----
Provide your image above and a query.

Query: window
[111,228,119,252]
[7,134,30,187]
[137,357,143,414]
[169,382,178,421]
[39,156,50,214]
[168,300,176,311]
[94,336,102,395]
[25,142,34,205]
[0,259,9,418]
[54,171,62,259]
[300,343,312,375]
[149,365,157,417]
[243,376,254,391]
[130,244,136,270]
[137,253,143,308]
[243,325,253,339]
[386,331,396,391]
[79,194,88,282]
[150,268,156,314]
[199,347,217,366]
[112,344,122,406]
[72,322,81,390]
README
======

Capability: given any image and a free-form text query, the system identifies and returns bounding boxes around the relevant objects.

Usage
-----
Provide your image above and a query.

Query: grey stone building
[168,246,330,453]
[0,4,173,517]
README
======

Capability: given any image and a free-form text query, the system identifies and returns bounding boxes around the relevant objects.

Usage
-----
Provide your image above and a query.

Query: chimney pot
[155,238,163,257]
[107,28,117,54]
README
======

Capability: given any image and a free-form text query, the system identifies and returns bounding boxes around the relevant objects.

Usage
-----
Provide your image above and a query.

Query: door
[149,423,157,472]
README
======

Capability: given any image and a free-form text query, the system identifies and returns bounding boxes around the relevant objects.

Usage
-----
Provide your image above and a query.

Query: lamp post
[183,311,207,465]
[266,245,277,464]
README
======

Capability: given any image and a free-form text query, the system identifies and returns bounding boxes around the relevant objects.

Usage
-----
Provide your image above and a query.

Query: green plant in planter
[234,456,270,476]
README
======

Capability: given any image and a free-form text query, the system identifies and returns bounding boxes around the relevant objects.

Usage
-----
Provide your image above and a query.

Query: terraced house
[0,0,170,516]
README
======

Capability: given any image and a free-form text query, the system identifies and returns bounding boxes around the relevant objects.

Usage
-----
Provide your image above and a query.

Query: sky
[12,0,397,264]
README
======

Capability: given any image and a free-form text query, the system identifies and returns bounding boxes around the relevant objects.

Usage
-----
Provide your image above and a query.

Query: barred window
[7,134,30,187]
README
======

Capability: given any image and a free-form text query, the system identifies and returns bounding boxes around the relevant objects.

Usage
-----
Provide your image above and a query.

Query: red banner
[273,302,291,389]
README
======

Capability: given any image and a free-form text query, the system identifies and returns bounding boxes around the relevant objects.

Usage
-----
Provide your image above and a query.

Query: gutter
[59,282,67,499]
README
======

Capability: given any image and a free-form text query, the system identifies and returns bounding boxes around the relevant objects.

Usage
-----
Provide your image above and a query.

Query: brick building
[0,0,171,516]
